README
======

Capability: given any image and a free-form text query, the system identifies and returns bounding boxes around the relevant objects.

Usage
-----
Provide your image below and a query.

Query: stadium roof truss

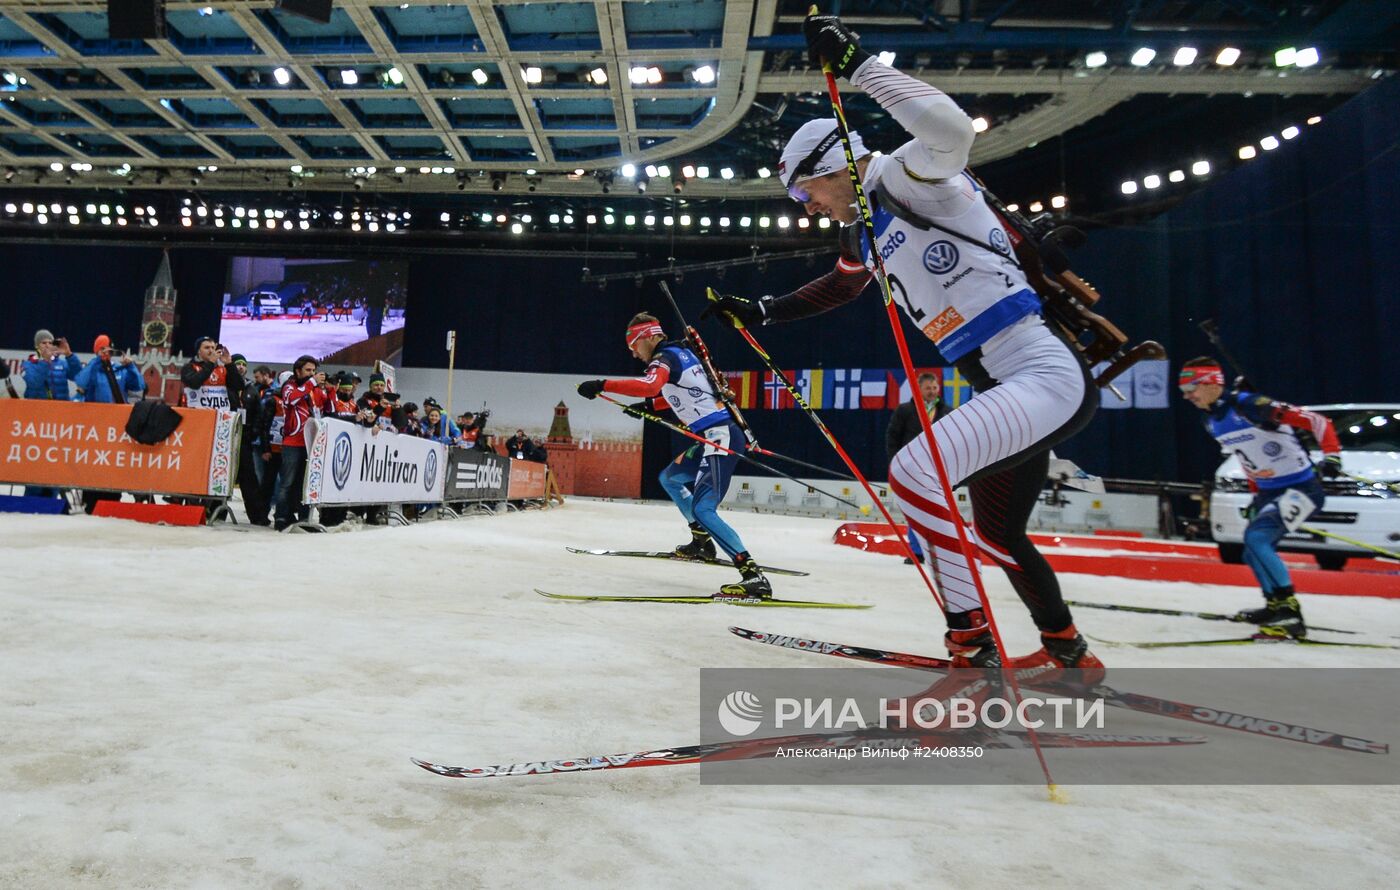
[0,0,1391,195]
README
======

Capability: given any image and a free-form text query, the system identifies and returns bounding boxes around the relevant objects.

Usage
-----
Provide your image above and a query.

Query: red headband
[1178,363,1224,388]
[626,321,664,348]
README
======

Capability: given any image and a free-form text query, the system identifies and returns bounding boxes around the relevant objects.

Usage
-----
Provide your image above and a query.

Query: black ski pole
[602,394,870,514]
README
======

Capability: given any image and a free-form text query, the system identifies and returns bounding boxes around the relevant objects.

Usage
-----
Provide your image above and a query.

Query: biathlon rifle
[656,280,760,449]
[966,171,1167,392]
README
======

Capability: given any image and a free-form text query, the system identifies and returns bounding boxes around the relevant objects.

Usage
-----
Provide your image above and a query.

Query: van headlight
[1214,477,1251,493]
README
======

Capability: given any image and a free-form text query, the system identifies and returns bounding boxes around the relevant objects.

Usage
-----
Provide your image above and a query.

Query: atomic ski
[1065,600,1370,637]
[1087,633,1400,651]
[728,627,1388,754]
[536,590,868,609]
[566,547,810,577]
[412,727,1206,780]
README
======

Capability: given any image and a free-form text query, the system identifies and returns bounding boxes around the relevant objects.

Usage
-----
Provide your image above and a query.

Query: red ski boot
[1009,624,1105,689]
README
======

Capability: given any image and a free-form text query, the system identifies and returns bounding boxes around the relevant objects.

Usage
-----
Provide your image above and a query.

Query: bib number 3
[1276,488,1317,533]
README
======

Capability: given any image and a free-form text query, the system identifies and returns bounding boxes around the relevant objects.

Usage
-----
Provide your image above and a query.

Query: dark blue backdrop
[2,74,1394,487]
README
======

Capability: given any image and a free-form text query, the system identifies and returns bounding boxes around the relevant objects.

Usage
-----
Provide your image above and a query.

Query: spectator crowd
[9,328,550,530]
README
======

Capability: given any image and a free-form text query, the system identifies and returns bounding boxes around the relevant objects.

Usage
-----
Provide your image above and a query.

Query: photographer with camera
[181,338,245,412]
[71,334,146,513]
[458,409,490,451]
[19,330,82,502]
[22,329,82,401]
[273,355,324,531]
[74,335,145,404]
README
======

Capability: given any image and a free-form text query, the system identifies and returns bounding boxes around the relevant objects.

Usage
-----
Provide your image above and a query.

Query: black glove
[804,13,871,80]
[577,379,606,400]
[701,294,766,328]
[625,401,650,414]
[1319,454,1344,479]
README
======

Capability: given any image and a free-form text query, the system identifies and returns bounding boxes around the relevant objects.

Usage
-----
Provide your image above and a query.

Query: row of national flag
[721,367,975,411]
[719,360,1172,410]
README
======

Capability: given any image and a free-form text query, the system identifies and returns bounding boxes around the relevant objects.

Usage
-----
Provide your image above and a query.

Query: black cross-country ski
[536,589,868,609]
[412,727,1206,779]
[728,627,1389,754]
[566,547,809,577]
[1065,600,1374,637]
[1087,633,1400,651]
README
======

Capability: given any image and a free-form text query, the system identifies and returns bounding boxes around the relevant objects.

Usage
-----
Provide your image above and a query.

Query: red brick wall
[546,440,641,498]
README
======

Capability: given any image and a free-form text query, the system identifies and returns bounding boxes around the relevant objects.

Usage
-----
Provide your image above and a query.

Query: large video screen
[218,257,408,364]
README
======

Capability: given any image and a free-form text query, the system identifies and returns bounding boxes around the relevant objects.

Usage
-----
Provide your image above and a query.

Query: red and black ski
[412,727,1204,780]
[728,627,1389,755]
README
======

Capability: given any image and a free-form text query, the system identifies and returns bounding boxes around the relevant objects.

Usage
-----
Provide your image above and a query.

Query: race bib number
[703,425,730,457]
[1276,488,1318,533]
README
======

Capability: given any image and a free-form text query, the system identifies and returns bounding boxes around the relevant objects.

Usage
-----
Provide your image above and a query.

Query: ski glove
[625,401,651,414]
[804,13,871,80]
[1319,454,1344,479]
[577,379,606,400]
[701,294,766,328]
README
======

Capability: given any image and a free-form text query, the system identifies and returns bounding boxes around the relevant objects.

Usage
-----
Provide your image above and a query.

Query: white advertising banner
[304,417,445,505]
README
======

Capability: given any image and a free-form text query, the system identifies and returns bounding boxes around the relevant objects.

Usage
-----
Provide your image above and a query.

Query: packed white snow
[2,500,1397,889]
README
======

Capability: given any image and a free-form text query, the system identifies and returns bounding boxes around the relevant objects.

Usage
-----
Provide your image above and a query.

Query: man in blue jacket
[22,329,81,400]
[74,335,145,404]
[74,335,147,513]
[20,329,82,502]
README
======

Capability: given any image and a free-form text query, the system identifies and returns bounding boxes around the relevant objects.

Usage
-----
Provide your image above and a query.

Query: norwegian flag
[763,370,796,409]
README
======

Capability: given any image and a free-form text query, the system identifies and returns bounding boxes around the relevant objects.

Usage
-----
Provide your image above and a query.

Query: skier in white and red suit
[707,13,1103,679]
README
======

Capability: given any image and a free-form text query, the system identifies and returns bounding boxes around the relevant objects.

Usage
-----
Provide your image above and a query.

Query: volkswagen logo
[331,432,353,490]
[424,449,438,491]
[1263,441,1283,457]
[923,240,960,274]
[989,227,1010,256]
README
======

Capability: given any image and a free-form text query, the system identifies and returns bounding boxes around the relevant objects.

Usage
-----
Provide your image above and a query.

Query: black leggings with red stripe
[968,449,1071,634]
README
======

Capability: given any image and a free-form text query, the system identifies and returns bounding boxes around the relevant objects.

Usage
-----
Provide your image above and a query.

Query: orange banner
[0,400,237,496]
[507,458,546,499]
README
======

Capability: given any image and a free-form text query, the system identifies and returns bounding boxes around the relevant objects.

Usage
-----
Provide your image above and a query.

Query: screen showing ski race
[218,257,408,364]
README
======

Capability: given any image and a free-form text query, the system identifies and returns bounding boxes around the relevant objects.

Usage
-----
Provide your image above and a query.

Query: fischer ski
[1087,633,1400,651]
[1065,600,1371,637]
[566,547,809,577]
[412,727,1206,780]
[536,589,868,609]
[728,627,1389,754]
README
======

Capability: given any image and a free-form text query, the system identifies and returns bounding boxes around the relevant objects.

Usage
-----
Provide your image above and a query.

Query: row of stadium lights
[2,200,160,227]
[3,198,1094,234]
[236,62,715,90]
[1082,44,1321,70]
[1119,115,1322,196]
[0,198,861,235]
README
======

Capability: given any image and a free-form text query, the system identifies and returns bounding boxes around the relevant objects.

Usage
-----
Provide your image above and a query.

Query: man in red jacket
[273,354,324,530]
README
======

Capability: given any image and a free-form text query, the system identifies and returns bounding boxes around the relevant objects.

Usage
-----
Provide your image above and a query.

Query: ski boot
[889,611,1001,732]
[1009,624,1106,689]
[1235,590,1307,639]
[714,554,772,601]
[673,522,717,561]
